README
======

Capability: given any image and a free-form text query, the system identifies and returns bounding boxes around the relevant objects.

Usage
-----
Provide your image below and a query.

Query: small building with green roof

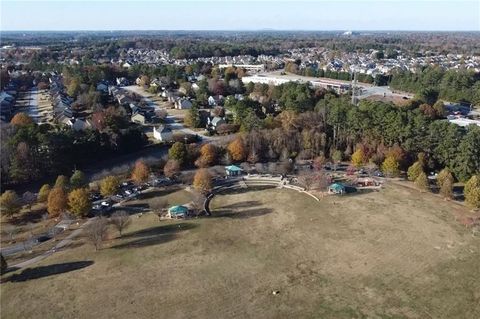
[328,183,346,195]
[167,205,189,218]
[225,165,243,177]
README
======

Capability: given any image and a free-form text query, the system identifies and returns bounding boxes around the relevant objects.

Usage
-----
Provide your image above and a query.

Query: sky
[1,0,479,31]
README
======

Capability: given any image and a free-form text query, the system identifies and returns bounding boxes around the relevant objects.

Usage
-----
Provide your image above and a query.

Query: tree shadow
[139,187,181,200]
[9,208,48,226]
[214,208,273,219]
[219,201,262,210]
[217,185,276,195]
[3,261,94,283]
[110,222,197,249]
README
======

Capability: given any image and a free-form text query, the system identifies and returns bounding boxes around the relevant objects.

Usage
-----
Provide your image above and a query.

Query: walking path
[10,218,95,269]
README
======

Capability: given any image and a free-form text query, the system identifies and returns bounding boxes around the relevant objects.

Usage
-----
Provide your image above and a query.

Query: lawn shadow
[216,185,276,195]
[213,208,273,219]
[139,187,182,200]
[9,207,48,226]
[110,222,197,249]
[3,261,94,283]
[219,201,262,210]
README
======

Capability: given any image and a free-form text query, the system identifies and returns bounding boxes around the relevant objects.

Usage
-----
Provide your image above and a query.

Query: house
[116,77,129,86]
[328,183,346,195]
[153,125,173,142]
[208,95,224,107]
[206,116,226,130]
[225,165,243,177]
[167,205,189,219]
[175,99,193,110]
[68,118,92,131]
[131,113,147,125]
[355,177,379,187]
[96,83,108,93]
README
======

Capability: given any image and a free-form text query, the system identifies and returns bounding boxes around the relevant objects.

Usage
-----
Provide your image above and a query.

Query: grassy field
[1,184,479,319]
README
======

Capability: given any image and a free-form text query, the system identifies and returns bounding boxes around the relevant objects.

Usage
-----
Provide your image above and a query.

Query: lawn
[1,185,479,319]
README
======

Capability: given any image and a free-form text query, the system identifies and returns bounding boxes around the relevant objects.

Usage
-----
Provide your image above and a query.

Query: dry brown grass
[1,185,479,319]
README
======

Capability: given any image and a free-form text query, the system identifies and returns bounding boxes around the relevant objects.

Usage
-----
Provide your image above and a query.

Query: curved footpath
[204,175,320,215]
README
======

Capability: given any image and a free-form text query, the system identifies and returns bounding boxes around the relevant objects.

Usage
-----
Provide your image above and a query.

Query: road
[123,85,216,141]
[9,218,95,269]
[15,88,41,123]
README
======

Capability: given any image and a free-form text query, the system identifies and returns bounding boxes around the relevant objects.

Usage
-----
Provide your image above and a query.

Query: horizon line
[2,29,479,32]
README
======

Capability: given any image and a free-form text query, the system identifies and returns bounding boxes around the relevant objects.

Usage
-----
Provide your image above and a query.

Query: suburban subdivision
[1,1,479,318]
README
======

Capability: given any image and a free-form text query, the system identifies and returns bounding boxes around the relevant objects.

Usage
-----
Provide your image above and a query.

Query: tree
[70,170,87,189]
[433,100,445,118]
[110,211,131,237]
[10,112,34,126]
[195,144,217,168]
[298,171,329,191]
[164,159,180,178]
[47,188,67,217]
[100,176,120,197]
[440,177,453,200]
[85,217,109,251]
[139,75,150,87]
[184,106,201,128]
[312,155,326,171]
[168,142,187,165]
[0,190,21,218]
[464,175,480,209]
[22,191,36,211]
[227,137,246,162]
[54,175,69,190]
[190,191,206,215]
[1,254,7,275]
[66,78,81,97]
[131,160,150,185]
[414,172,430,192]
[351,149,365,168]
[381,155,400,177]
[149,198,169,214]
[68,188,91,218]
[193,169,213,194]
[37,184,51,203]
[331,149,343,171]
[407,161,424,181]
[437,168,454,188]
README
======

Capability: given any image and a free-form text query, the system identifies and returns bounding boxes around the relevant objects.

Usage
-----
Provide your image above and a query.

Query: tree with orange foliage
[10,113,34,126]
[193,169,213,194]
[227,137,246,162]
[47,187,67,217]
[131,160,150,184]
[164,159,180,178]
[195,144,217,168]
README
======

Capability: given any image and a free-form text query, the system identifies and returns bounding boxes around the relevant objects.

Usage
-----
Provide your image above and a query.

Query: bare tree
[110,211,131,237]
[2,224,18,243]
[150,198,169,215]
[298,171,329,191]
[190,191,206,215]
[22,191,37,211]
[85,217,109,251]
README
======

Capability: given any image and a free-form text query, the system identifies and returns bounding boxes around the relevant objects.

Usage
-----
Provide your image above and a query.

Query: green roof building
[225,165,243,176]
[328,183,346,195]
[168,205,189,218]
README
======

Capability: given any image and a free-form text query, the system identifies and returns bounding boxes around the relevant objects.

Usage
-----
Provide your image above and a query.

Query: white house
[153,125,173,142]
[206,116,226,130]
